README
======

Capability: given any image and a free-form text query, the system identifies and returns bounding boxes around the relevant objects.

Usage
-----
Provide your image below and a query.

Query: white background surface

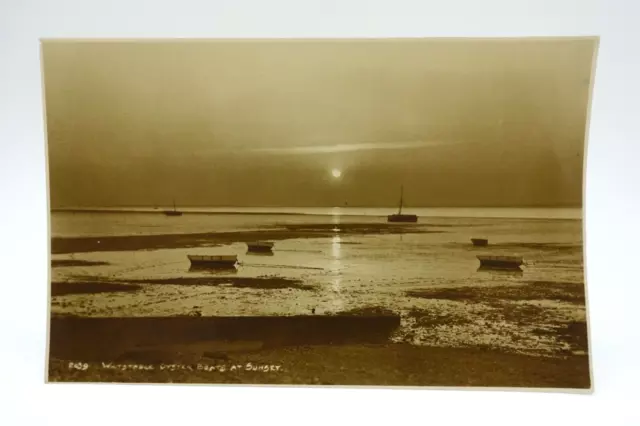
[1,0,639,424]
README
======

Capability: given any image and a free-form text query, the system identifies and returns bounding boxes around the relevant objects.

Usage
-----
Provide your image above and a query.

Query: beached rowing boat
[188,254,237,268]
[247,241,275,253]
[476,255,523,270]
[471,238,489,246]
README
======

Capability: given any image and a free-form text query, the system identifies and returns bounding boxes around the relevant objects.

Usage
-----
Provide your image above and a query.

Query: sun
[331,168,342,178]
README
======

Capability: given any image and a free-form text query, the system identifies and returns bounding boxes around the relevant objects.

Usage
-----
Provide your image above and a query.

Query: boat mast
[398,185,404,215]
[173,199,176,212]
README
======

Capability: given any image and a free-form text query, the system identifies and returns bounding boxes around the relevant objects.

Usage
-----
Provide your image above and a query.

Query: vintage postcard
[44,37,597,389]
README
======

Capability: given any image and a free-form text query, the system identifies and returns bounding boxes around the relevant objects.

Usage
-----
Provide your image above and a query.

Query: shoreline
[51,208,583,221]
[48,216,589,388]
[51,223,437,254]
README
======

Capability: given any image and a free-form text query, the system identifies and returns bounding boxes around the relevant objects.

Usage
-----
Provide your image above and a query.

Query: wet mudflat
[48,212,588,387]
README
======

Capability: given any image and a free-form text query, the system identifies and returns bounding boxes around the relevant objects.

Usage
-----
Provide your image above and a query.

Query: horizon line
[51,205,583,210]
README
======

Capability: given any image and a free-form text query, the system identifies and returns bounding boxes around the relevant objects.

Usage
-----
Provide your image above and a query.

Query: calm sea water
[50,208,585,357]
[50,207,581,238]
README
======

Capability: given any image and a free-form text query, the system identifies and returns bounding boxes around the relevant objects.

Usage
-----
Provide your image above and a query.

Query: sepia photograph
[43,37,597,389]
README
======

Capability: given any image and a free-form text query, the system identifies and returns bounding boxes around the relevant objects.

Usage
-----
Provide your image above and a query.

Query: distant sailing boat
[163,200,183,216]
[387,185,418,223]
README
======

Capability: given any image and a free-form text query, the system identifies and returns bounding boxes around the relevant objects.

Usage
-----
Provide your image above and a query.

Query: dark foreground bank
[47,314,590,389]
[49,344,590,389]
[48,314,402,360]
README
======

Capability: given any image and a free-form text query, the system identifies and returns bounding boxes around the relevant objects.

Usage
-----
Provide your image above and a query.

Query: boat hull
[164,211,183,216]
[189,261,237,269]
[477,256,523,270]
[247,246,273,253]
[188,255,237,269]
[247,242,275,253]
[387,214,418,223]
[471,238,489,246]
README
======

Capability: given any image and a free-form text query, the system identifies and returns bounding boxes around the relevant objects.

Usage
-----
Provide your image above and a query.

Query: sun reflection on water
[330,234,343,299]
[331,234,341,259]
[331,207,342,226]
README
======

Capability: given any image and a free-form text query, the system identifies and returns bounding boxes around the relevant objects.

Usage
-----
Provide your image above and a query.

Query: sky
[42,38,597,208]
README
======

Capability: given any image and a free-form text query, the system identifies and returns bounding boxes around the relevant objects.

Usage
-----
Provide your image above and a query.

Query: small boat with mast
[163,200,183,216]
[387,185,418,223]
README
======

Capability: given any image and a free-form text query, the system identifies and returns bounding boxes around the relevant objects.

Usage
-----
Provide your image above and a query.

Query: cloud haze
[42,38,596,208]
[250,140,452,155]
